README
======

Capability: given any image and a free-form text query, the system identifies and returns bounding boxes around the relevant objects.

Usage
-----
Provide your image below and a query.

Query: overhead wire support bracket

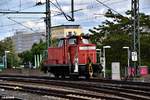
[50,0,75,21]
[0,11,45,14]
[36,0,75,21]
[131,0,140,77]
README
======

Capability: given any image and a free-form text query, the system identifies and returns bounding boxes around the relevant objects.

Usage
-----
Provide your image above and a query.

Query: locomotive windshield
[82,38,89,44]
[69,38,76,44]
[58,39,64,47]
[68,36,90,45]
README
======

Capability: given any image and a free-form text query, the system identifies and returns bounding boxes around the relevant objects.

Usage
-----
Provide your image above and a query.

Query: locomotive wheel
[61,75,65,79]
[54,74,59,79]
[85,74,90,79]
[70,75,79,79]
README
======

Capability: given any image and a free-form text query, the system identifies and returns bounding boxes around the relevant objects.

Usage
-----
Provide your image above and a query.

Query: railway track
[0,96,22,100]
[0,75,150,100]
[0,80,121,100]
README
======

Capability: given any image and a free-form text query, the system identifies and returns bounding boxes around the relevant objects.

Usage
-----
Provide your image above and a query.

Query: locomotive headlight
[79,46,96,50]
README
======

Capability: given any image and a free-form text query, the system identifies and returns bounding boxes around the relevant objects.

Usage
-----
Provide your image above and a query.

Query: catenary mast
[131,0,140,76]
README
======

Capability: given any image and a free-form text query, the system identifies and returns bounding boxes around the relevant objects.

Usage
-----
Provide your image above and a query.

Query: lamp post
[123,47,130,77]
[4,51,10,68]
[96,49,101,64]
[103,46,111,78]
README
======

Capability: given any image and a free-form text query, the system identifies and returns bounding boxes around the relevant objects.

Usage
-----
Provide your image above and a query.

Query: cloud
[22,20,45,30]
[0,31,14,40]
[24,21,35,28]
[0,0,149,40]
[140,0,150,7]
[36,0,45,3]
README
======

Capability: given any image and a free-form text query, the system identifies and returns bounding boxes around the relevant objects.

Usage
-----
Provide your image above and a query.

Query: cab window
[82,38,89,44]
[69,38,76,44]
[58,40,64,47]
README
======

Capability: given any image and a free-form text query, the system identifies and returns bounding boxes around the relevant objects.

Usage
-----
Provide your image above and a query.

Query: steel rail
[0,76,150,99]
[0,82,121,100]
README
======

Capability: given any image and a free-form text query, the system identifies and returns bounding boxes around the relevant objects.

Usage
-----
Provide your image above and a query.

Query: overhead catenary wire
[0,0,149,36]
[0,17,44,27]
[0,11,45,14]
[95,0,124,17]
[49,0,73,21]
[20,0,21,11]
[0,0,45,14]
[7,17,41,33]
[0,0,127,30]
[2,1,35,12]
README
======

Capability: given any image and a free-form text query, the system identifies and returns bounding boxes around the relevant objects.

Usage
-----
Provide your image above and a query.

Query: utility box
[112,62,120,80]
[140,66,148,76]
[0,63,4,71]
[128,67,135,76]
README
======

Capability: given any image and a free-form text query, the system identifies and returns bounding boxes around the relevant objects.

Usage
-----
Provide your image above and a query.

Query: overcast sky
[0,0,150,40]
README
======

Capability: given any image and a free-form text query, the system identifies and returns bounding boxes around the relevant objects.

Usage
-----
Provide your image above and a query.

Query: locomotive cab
[42,35,102,78]
[68,36,101,77]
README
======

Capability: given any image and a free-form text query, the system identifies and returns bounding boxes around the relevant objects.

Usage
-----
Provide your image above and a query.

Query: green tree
[18,39,46,67]
[89,10,150,76]
[0,37,20,68]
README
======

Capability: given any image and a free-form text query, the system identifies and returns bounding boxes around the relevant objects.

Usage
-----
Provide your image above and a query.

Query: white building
[51,25,82,39]
[12,31,45,53]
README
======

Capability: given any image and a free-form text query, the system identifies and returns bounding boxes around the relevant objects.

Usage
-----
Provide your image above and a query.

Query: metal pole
[96,49,101,64]
[5,52,7,68]
[127,48,130,69]
[99,49,102,64]
[46,0,51,48]
[71,0,74,21]
[127,48,130,77]
[123,47,130,77]
[34,55,37,68]
[131,0,140,76]
[103,48,106,78]
[2,56,5,66]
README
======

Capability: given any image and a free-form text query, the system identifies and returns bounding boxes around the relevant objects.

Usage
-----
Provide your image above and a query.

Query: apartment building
[12,31,45,53]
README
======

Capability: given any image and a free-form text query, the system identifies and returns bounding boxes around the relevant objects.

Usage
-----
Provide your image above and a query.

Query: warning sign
[131,51,137,61]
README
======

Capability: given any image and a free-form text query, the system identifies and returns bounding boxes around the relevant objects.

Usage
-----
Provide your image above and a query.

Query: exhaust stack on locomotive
[42,34,102,78]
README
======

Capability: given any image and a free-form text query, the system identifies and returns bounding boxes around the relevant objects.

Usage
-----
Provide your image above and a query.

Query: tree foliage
[18,38,58,66]
[0,37,19,68]
[89,9,150,70]
[18,39,46,66]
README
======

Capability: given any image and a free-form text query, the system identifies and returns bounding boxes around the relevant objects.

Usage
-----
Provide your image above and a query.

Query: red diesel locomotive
[42,35,102,78]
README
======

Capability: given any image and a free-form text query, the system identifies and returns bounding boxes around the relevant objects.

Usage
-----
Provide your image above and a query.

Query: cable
[50,1,70,20]
[0,1,36,18]
[95,0,123,16]
[6,17,44,19]
[106,0,128,5]
[1,0,149,34]
[20,0,21,11]
[0,9,17,12]
[7,17,42,33]
[103,0,112,3]
[2,1,34,11]
[11,1,34,11]
[2,18,43,27]
[35,0,75,21]
[0,17,44,27]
